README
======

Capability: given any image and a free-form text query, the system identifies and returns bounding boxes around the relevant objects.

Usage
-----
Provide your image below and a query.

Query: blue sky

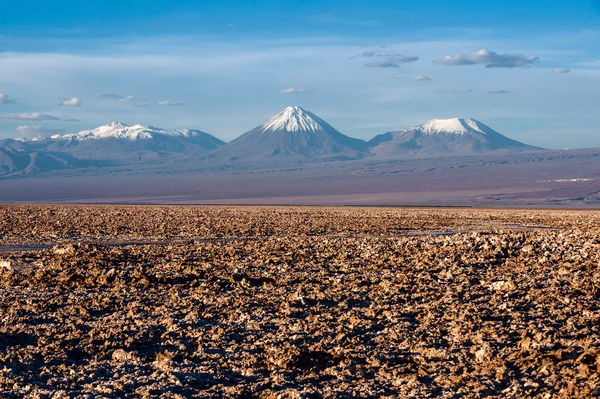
[1,0,599,148]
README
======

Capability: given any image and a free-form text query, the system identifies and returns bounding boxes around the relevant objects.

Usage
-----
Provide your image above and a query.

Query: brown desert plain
[1,205,600,398]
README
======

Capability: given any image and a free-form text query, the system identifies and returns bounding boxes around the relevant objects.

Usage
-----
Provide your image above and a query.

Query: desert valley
[1,106,598,206]
[2,1,600,397]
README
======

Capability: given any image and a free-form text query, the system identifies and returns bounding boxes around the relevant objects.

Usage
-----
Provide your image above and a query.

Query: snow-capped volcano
[260,106,325,133]
[40,122,225,161]
[368,118,540,158]
[211,106,367,163]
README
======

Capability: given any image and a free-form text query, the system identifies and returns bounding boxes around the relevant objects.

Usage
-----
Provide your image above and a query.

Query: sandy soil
[1,206,599,398]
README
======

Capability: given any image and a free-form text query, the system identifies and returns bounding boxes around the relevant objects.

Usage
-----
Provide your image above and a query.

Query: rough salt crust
[0,206,599,398]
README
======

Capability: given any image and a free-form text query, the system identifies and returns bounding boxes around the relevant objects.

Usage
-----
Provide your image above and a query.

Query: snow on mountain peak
[106,122,129,129]
[419,118,485,135]
[49,123,207,141]
[260,106,325,133]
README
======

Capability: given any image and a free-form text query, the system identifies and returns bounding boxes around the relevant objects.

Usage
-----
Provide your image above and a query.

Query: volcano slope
[1,206,599,398]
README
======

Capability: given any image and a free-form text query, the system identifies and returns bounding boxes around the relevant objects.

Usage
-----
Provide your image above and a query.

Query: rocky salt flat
[1,206,600,398]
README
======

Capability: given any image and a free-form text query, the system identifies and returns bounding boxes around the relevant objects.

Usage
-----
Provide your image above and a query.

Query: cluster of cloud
[553,68,570,74]
[279,88,316,94]
[0,93,16,104]
[489,89,510,94]
[59,97,82,107]
[413,75,431,81]
[0,93,81,125]
[15,125,65,139]
[434,49,539,68]
[1,91,190,126]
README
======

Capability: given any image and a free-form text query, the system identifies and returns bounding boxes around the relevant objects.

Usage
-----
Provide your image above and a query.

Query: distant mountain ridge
[368,118,539,158]
[1,109,543,176]
[40,122,225,161]
[0,138,102,175]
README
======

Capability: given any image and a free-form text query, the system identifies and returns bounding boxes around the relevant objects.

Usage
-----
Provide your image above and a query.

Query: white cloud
[434,49,539,68]
[158,100,185,106]
[553,68,571,74]
[0,112,59,121]
[0,93,16,104]
[434,55,477,66]
[413,75,432,81]
[15,125,65,139]
[59,97,82,107]
[279,88,315,94]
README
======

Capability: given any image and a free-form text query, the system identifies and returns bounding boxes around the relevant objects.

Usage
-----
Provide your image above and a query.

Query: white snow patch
[59,97,82,107]
[418,118,485,135]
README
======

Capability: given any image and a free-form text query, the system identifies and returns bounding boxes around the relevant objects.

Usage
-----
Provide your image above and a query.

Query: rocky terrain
[1,206,600,398]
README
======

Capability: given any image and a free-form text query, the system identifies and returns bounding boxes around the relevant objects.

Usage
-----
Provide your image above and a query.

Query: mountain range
[1,106,541,176]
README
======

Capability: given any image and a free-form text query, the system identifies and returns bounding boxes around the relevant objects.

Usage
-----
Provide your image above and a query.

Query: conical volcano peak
[260,106,325,133]
[213,106,367,161]
[419,118,486,135]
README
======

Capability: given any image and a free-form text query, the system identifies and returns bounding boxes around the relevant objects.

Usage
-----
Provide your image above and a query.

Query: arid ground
[1,206,599,398]
[1,149,599,207]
